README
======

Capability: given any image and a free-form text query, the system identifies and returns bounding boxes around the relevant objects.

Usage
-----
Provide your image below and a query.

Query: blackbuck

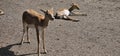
[20,8,55,56]
[54,3,80,22]
[0,9,4,15]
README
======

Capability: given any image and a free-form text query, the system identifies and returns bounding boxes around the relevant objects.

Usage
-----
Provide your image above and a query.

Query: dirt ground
[0,0,120,56]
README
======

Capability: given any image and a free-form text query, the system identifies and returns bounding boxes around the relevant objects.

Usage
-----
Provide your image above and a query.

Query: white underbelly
[58,10,70,16]
[63,10,70,16]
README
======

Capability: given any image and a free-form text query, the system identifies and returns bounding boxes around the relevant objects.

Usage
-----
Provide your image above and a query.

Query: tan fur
[26,9,44,20]
[57,3,79,13]
[58,8,68,11]
[54,3,80,22]
[21,8,54,56]
[47,8,54,15]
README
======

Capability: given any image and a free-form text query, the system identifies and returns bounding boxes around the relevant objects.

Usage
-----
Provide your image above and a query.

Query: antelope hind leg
[64,16,80,22]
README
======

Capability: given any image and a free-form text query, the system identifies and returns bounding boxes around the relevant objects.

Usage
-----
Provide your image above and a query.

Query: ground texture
[0,0,120,56]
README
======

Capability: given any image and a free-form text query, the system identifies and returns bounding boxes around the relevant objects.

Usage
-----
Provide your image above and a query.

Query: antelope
[0,9,4,15]
[20,8,55,56]
[54,3,80,22]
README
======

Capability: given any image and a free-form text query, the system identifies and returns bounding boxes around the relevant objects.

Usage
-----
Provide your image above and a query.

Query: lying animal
[54,3,80,22]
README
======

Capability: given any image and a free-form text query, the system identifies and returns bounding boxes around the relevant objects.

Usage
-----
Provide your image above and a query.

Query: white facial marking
[52,14,55,19]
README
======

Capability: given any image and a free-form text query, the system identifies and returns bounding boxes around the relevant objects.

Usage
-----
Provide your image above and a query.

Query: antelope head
[40,8,55,21]
[71,3,80,10]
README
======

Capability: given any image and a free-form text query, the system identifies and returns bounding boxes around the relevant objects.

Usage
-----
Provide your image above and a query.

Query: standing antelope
[20,8,55,56]
[54,3,80,22]
[0,9,4,15]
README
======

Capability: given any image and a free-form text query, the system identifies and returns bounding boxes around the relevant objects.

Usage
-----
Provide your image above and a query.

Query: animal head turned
[0,9,4,15]
[40,8,55,21]
[71,3,80,10]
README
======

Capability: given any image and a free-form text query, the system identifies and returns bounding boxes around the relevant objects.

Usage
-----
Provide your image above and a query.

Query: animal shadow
[16,53,37,56]
[69,12,87,16]
[63,18,80,22]
[0,43,20,56]
[0,43,37,56]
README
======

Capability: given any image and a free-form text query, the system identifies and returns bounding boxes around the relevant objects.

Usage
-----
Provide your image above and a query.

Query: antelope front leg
[35,26,41,56]
[20,28,25,45]
[42,28,47,54]
[20,23,26,45]
[26,26,30,44]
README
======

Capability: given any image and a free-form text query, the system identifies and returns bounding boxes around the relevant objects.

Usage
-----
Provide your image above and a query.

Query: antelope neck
[68,6,74,12]
[40,15,50,27]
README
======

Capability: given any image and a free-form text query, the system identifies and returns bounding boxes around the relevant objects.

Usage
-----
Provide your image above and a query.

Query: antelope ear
[40,9,46,13]
[72,3,76,5]
[70,3,74,6]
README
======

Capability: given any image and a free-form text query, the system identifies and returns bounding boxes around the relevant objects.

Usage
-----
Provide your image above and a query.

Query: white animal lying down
[54,3,80,22]
[0,9,4,15]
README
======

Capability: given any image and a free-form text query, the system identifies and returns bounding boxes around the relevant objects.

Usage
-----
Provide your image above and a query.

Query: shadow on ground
[16,53,37,56]
[0,43,19,56]
[0,43,37,56]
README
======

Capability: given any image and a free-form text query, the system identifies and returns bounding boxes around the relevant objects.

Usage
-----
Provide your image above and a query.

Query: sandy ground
[0,0,120,56]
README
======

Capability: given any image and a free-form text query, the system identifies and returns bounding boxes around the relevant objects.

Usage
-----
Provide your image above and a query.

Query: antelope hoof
[26,41,30,44]
[19,42,23,45]
[72,20,79,22]
[82,14,87,16]
[23,41,30,44]
[27,40,30,44]
[41,50,47,54]
[41,52,47,54]
[38,54,41,56]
